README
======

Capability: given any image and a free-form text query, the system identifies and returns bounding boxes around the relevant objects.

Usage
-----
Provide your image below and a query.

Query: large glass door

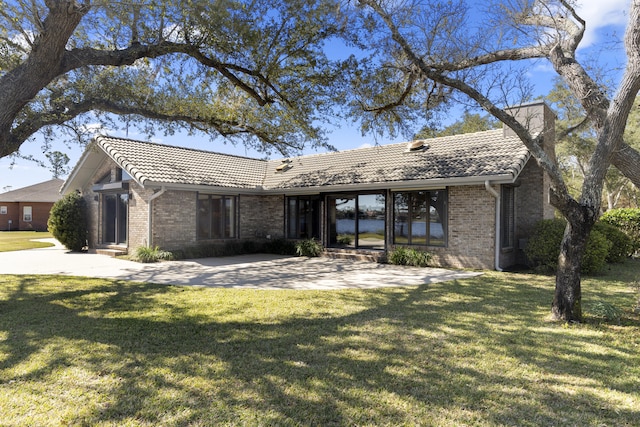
[103,193,128,244]
[327,193,385,249]
[357,194,386,249]
[328,196,356,248]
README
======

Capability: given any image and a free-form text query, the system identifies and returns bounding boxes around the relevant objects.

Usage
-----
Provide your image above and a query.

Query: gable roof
[63,128,531,195]
[264,129,529,191]
[0,179,64,203]
[97,136,267,189]
[63,137,267,194]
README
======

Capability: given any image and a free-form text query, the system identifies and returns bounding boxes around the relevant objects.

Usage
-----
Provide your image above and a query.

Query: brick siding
[433,185,497,270]
[239,194,285,239]
[150,190,197,250]
[0,202,52,231]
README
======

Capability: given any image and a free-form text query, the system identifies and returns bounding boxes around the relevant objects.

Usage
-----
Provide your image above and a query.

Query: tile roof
[96,136,267,189]
[67,128,530,194]
[0,179,64,202]
[263,129,530,190]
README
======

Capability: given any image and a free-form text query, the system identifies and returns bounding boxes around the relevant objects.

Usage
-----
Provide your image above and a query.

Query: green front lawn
[0,231,54,252]
[0,263,639,426]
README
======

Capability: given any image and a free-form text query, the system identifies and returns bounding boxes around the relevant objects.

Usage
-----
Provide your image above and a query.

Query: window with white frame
[0,206,6,214]
[23,206,32,222]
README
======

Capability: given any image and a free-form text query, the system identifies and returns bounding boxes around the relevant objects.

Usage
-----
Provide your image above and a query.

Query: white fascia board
[261,174,518,195]
[60,145,105,194]
[141,181,265,195]
[141,173,518,196]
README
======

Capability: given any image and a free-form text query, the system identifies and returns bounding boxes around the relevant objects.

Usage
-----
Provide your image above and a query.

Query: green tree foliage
[0,0,346,159]
[544,79,640,208]
[47,191,87,252]
[45,151,70,178]
[415,112,499,139]
[346,0,640,322]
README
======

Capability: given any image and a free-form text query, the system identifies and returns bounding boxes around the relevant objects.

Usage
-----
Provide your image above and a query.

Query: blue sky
[0,0,631,193]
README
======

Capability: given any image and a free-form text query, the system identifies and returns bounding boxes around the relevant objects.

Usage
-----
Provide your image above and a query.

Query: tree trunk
[551,219,591,322]
[0,1,88,157]
[612,143,640,190]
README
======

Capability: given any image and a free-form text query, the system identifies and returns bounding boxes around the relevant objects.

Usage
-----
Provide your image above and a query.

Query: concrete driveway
[0,239,481,290]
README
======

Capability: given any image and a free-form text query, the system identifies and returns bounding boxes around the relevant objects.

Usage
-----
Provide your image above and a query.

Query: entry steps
[322,248,385,263]
[95,246,127,257]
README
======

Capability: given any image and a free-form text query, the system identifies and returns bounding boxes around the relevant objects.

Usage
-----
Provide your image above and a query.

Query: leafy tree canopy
[0,0,348,159]
[544,78,640,208]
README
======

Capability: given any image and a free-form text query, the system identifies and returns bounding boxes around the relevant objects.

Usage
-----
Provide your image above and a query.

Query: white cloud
[575,0,630,47]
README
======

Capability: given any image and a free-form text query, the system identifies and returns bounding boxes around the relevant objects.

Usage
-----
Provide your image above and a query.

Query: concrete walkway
[0,238,481,290]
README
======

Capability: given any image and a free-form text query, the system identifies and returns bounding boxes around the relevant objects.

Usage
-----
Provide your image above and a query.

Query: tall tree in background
[414,111,499,139]
[46,150,70,178]
[348,0,640,321]
[545,79,640,209]
[0,0,345,159]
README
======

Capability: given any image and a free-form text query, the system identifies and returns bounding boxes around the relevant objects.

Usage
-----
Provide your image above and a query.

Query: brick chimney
[504,101,556,161]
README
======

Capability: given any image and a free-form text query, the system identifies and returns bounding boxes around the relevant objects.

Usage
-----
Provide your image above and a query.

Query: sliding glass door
[327,193,385,250]
[103,193,128,245]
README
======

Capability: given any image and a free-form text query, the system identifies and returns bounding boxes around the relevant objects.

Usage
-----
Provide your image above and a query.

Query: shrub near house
[600,208,640,254]
[47,191,87,252]
[525,218,632,274]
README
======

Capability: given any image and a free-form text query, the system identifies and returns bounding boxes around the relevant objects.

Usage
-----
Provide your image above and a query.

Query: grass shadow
[0,270,638,425]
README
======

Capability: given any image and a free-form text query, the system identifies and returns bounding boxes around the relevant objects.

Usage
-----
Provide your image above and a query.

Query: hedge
[525,219,612,275]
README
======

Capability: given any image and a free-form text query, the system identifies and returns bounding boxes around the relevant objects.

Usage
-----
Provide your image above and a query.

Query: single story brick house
[0,178,64,231]
[61,102,556,270]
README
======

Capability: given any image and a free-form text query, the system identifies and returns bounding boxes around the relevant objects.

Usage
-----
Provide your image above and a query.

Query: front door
[103,193,128,245]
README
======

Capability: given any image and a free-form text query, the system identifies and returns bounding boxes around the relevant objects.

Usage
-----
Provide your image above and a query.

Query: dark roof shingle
[0,179,64,202]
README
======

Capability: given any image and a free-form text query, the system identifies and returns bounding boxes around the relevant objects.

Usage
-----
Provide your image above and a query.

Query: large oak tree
[348,0,640,321]
[0,0,346,158]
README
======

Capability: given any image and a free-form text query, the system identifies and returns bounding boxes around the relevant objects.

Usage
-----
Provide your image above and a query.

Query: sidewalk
[0,238,481,290]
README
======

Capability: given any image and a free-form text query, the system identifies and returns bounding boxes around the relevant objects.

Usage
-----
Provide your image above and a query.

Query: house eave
[261,174,519,195]
[140,181,265,195]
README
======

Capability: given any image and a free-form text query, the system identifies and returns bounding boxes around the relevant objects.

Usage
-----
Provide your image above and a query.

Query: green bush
[600,208,640,254]
[388,247,432,267]
[295,238,323,257]
[388,247,409,265]
[581,230,612,275]
[525,219,611,275]
[337,234,353,245]
[593,222,633,263]
[133,246,174,263]
[262,238,296,255]
[47,191,87,252]
[524,219,566,272]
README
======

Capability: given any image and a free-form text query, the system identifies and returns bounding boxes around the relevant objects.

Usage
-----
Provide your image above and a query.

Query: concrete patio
[0,239,482,290]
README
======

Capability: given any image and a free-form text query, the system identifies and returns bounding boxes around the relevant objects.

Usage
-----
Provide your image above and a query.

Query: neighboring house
[61,102,556,270]
[0,178,64,231]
